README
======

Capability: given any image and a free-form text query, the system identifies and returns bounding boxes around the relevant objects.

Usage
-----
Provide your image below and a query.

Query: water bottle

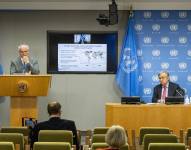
[185,95,189,104]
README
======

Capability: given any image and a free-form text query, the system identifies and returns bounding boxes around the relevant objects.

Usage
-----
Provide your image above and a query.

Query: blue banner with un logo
[131,10,191,102]
[116,14,141,96]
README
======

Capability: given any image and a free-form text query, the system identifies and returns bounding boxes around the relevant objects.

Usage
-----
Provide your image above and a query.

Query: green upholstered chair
[33,142,71,150]
[92,134,106,143]
[91,143,109,150]
[91,143,129,150]
[1,127,30,144]
[143,134,178,150]
[148,143,186,150]
[139,127,170,145]
[0,133,24,150]
[186,128,191,145]
[38,130,73,146]
[93,127,109,134]
[0,142,15,150]
[1,127,29,136]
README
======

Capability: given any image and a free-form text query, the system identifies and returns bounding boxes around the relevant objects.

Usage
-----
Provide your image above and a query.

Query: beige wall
[0,10,127,129]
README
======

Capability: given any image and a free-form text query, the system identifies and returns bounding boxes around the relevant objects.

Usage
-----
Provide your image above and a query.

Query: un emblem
[169,49,178,57]
[161,11,170,18]
[17,80,28,93]
[152,75,159,82]
[187,50,191,57]
[138,75,143,82]
[179,37,187,44]
[144,37,152,44]
[143,88,152,95]
[137,49,143,57]
[144,11,152,19]
[143,62,152,70]
[152,24,160,32]
[187,75,191,82]
[170,75,178,82]
[187,24,191,31]
[122,48,138,73]
[152,49,160,57]
[161,62,169,69]
[178,62,187,70]
[161,37,170,44]
[134,24,143,32]
[179,11,187,18]
[169,24,178,32]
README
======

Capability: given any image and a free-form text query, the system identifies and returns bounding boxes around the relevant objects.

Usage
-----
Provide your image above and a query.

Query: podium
[0,75,52,126]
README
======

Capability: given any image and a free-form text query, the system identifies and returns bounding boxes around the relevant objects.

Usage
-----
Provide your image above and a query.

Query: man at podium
[10,44,40,75]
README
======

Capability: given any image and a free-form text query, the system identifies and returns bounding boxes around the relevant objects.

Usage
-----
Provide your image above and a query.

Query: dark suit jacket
[30,117,79,150]
[152,82,185,103]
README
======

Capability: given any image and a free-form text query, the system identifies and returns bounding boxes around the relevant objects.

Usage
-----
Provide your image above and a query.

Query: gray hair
[18,44,29,51]
[105,125,127,148]
[158,71,169,78]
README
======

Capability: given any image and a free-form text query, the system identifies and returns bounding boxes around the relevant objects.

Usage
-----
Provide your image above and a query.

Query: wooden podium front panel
[10,97,37,126]
[106,103,191,138]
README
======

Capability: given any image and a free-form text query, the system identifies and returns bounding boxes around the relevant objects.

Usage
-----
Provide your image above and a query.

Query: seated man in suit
[152,71,185,103]
[10,44,40,75]
[30,101,79,150]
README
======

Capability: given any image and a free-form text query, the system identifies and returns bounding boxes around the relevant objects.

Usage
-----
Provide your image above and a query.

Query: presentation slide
[58,44,107,72]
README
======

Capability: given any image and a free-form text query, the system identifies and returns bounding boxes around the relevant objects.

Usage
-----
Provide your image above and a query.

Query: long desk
[106,103,191,141]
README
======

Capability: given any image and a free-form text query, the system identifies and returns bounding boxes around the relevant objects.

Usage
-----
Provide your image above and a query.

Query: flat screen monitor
[47,31,118,74]
[165,96,184,104]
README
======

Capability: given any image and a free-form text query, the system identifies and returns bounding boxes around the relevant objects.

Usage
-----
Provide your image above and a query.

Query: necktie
[161,86,167,100]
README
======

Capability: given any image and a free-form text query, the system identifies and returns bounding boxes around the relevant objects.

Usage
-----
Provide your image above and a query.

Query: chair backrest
[38,130,73,145]
[186,128,191,145]
[92,134,106,143]
[0,133,24,150]
[33,142,71,150]
[143,134,178,150]
[91,143,109,150]
[1,127,29,136]
[91,143,129,150]
[0,142,15,150]
[93,127,109,134]
[148,143,186,150]
[139,127,170,145]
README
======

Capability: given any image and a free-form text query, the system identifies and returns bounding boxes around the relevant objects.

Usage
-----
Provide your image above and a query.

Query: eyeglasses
[159,76,168,79]
[19,50,28,53]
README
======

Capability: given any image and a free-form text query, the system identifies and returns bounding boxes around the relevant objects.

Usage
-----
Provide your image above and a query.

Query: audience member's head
[105,125,127,148]
[18,44,30,58]
[47,101,61,116]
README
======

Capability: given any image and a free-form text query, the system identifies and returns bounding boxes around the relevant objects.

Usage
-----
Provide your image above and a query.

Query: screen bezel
[47,30,118,74]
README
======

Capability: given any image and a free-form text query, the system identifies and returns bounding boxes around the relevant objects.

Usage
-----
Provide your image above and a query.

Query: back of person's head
[105,125,127,148]
[47,101,61,116]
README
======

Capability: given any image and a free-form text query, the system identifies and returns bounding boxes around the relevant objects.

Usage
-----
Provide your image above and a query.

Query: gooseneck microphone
[175,87,184,97]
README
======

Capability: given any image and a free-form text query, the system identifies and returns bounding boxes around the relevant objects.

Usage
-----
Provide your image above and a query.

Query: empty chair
[0,133,24,150]
[1,127,30,144]
[93,127,109,134]
[92,134,106,143]
[143,134,178,150]
[139,127,170,145]
[38,130,73,145]
[148,143,186,150]
[33,142,71,150]
[0,142,15,150]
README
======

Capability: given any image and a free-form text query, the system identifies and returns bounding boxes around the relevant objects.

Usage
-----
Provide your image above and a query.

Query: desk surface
[105,103,191,136]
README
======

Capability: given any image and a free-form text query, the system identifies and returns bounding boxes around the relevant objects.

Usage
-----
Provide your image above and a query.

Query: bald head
[47,101,61,116]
